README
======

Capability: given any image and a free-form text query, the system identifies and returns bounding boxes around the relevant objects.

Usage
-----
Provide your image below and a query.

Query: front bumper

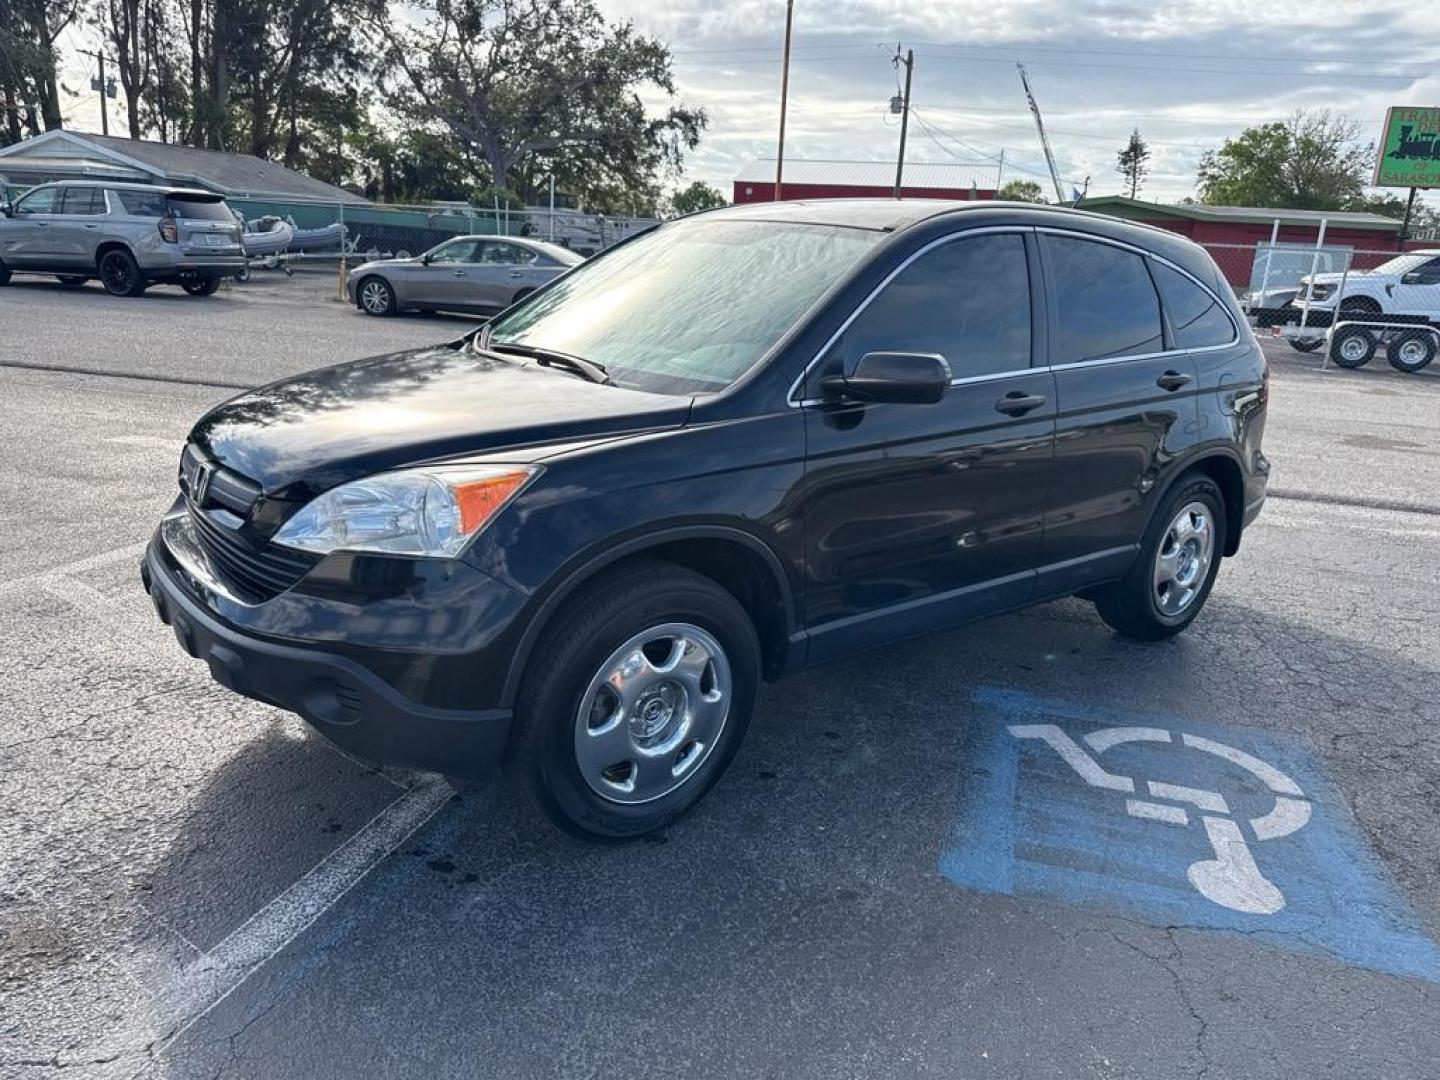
[142,517,518,776]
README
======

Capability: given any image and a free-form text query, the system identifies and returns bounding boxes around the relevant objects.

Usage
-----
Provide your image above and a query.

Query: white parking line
[99,777,453,1077]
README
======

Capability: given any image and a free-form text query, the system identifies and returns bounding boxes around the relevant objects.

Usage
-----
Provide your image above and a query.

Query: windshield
[1371,253,1434,276]
[484,219,882,394]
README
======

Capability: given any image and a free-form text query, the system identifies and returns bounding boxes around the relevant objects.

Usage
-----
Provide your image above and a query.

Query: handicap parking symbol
[939,688,1440,983]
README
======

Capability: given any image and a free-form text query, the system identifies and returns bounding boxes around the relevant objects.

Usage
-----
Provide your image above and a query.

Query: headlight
[272,465,538,558]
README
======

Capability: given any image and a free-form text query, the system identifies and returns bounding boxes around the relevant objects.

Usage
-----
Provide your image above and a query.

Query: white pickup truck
[1284,249,1440,371]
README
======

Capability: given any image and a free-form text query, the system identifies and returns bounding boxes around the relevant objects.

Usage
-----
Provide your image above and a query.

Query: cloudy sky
[599,0,1440,213]
[55,0,1440,214]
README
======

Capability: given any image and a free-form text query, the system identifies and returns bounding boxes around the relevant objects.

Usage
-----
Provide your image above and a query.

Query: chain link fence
[1198,238,1440,375]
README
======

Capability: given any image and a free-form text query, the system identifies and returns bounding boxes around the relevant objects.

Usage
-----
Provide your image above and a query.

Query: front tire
[1386,331,1436,373]
[356,275,396,316]
[97,249,147,297]
[511,561,760,840]
[1093,475,1226,641]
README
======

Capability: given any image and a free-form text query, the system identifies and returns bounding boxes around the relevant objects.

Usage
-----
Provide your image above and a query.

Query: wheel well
[1186,455,1244,556]
[514,537,795,699]
[1339,295,1381,312]
[94,241,134,268]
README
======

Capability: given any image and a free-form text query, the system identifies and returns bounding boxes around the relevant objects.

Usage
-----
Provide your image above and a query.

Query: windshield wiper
[485,341,611,385]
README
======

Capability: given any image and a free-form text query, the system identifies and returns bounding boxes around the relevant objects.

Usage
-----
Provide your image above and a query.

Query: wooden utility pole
[774,0,794,201]
[892,48,913,199]
[79,49,113,136]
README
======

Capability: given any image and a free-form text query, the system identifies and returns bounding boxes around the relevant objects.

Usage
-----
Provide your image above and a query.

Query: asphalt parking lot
[3,270,1439,1079]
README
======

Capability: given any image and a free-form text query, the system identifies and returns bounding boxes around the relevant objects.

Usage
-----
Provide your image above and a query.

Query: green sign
[1375,107,1440,189]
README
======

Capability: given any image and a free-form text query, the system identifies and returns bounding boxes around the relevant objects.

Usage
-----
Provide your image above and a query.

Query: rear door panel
[1036,231,1201,595]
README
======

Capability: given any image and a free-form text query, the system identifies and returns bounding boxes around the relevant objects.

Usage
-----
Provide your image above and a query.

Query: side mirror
[821,351,950,405]
[420,253,432,265]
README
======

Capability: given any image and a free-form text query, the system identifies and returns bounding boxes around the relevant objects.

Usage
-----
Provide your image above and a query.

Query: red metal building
[733,159,1001,203]
[1075,197,1410,285]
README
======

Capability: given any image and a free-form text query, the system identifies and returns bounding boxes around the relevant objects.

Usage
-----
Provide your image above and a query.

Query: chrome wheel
[359,279,392,314]
[574,623,732,805]
[1338,336,1369,364]
[1398,339,1428,366]
[1153,501,1215,617]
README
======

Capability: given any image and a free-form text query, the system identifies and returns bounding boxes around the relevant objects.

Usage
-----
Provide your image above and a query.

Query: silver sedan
[345,235,583,317]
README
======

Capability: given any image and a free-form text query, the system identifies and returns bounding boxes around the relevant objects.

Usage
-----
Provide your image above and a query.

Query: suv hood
[189,345,691,501]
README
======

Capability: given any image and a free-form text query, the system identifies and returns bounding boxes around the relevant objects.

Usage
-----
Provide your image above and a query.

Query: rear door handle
[1156,370,1193,391]
[995,391,1047,416]
[452,269,466,276]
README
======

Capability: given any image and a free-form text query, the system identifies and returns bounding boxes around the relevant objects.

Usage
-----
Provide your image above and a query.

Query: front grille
[188,503,318,602]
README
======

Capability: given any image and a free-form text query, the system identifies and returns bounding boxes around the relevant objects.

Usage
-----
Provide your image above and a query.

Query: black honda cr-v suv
[143,200,1269,838]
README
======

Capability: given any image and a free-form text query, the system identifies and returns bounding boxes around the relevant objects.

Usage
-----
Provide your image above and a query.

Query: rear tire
[1092,475,1226,641]
[356,275,396,316]
[1386,331,1436,373]
[97,249,147,297]
[511,560,760,840]
[1329,326,1376,368]
[182,277,221,297]
[0,263,10,286]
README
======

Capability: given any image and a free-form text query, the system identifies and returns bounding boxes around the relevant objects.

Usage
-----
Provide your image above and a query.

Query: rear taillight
[158,217,178,243]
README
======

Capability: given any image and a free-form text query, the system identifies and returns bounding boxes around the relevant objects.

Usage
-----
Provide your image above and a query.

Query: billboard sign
[1375,107,1440,189]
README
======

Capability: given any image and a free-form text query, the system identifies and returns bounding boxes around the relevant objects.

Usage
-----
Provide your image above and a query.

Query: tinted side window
[1150,262,1235,349]
[833,233,1031,379]
[15,187,57,214]
[59,187,104,215]
[1409,257,1440,284]
[479,241,536,265]
[117,189,168,216]
[429,239,479,263]
[1046,236,1164,362]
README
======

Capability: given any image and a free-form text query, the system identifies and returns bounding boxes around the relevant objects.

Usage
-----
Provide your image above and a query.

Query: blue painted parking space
[940,687,1440,983]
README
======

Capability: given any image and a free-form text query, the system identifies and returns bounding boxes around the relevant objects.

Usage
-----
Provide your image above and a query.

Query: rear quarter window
[116,190,168,217]
[1150,262,1236,349]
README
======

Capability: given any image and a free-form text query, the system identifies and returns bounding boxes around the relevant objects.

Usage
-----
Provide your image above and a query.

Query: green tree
[370,0,705,206]
[1,0,80,141]
[997,178,1047,203]
[666,180,726,217]
[1197,110,1372,210]
[1116,128,1149,199]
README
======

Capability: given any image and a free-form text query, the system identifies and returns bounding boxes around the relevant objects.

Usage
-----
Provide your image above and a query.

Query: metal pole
[549,176,556,241]
[336,200,346,301]
[893,49,913,199]
[1398,186,1418,250]
[1251,218,1280,318]
[1298,216,1327,343]
[774,0,794,201]
[97,52,108,136]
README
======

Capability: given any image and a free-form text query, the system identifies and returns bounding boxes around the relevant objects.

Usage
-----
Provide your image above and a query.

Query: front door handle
[508,270,524,278]
[995,390,1047,416]
[1157,370,1193,391]
[452,269,466,277]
